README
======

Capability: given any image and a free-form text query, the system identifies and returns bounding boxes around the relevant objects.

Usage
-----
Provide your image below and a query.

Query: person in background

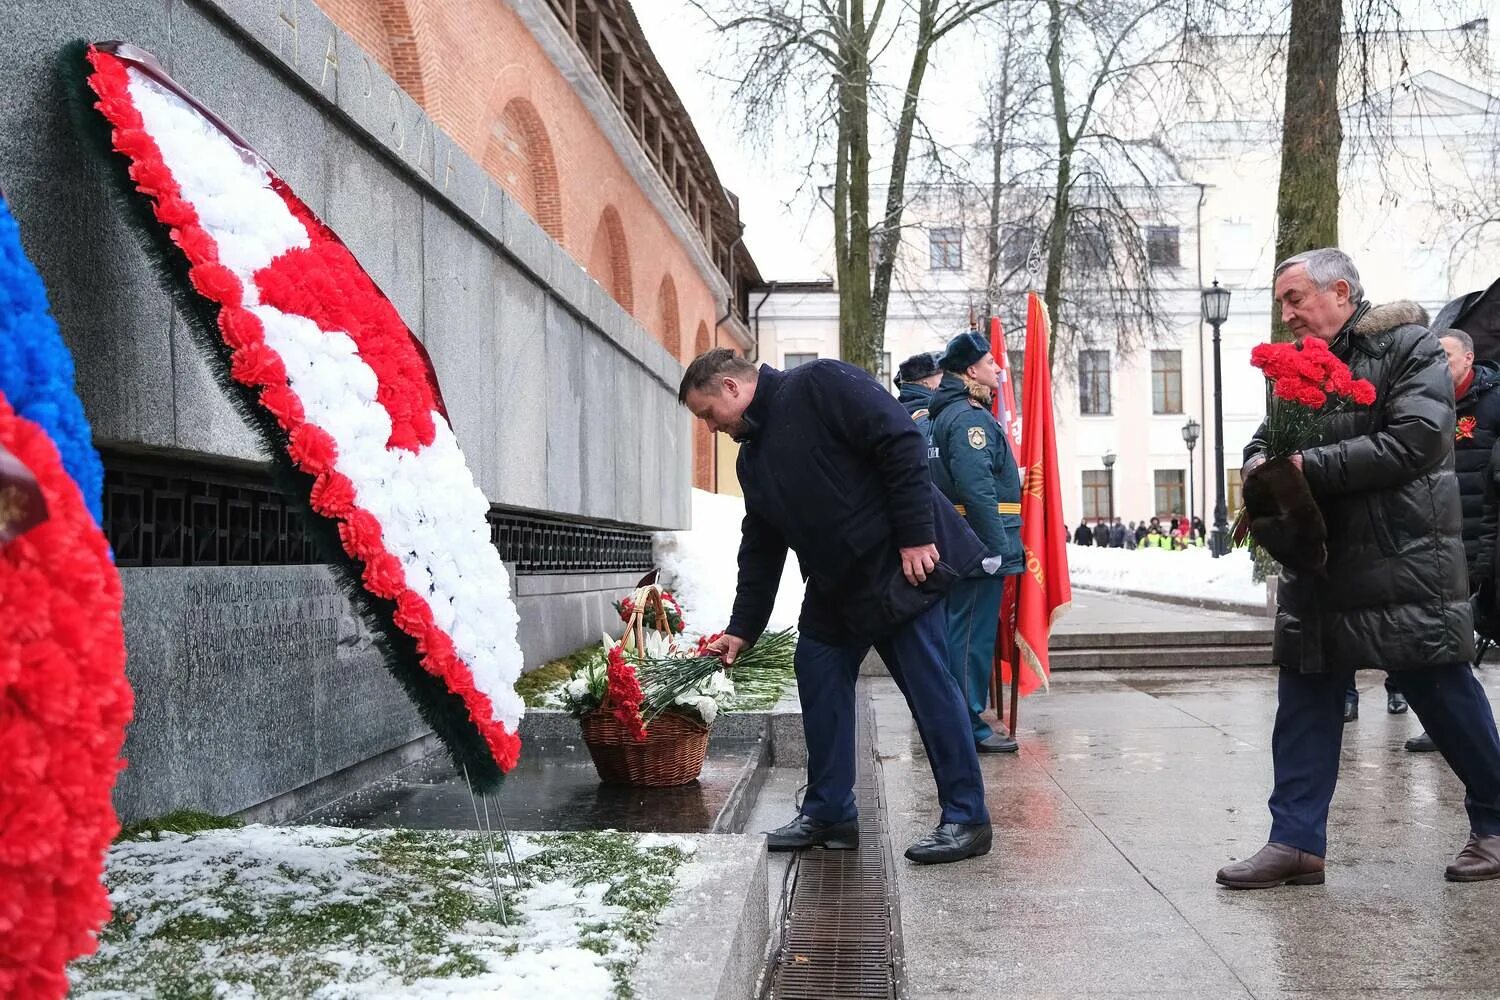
[895,351,944,435]
[1093,518,1110,548]
[1192,516,1207,542]
[1074,522,1093,546]
[1125,522,1139,551]
[1110,517,1127,548]
[1063,523,1071,544]
[1135,521,1150,546]
[1403,329,1500,752]
[928,331,1024,754]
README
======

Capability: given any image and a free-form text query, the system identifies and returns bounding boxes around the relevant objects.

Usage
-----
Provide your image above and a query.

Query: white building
[755,21,1500,531]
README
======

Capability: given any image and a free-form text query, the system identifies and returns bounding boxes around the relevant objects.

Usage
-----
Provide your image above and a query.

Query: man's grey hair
[1274,248,1364,302]
[1438,328,1474,353]
[678,348,758,403]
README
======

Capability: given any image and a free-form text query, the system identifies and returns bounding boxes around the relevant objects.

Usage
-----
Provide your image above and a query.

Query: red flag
[999,292,1072,697]
[989,316,1022,455]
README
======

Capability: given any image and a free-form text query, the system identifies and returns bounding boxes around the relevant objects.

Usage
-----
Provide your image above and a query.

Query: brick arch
[692,321,714,489]
[656,275,682,359]
[587,205,633,313]
[376,0,435,107]
[482,97,563,242]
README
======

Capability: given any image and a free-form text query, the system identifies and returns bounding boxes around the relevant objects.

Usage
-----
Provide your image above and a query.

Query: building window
[1002,228,1036,272]
[784,353,818,369]
[1151,350,1183,414]
[1082,470,1112,520]
[1079,350,1111,415]
[1227,468,1243,519]
[1155,469,1186,517]
[1074,229,1109,270]
[1147,225,1181,268]
[929,227,963,270]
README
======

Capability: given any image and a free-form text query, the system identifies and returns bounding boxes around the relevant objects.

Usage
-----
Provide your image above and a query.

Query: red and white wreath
[86,45,524,773]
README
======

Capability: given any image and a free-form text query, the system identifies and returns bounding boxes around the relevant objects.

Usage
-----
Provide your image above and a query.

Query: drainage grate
[767,686,898,1000]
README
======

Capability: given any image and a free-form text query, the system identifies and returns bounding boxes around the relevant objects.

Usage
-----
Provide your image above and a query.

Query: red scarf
[1457,368,1476,401]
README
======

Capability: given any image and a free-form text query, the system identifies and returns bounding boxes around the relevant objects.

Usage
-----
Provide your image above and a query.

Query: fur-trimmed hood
[1352,300,1430,336]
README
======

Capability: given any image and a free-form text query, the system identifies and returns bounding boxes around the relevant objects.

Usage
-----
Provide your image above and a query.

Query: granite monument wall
[0,0,692,821]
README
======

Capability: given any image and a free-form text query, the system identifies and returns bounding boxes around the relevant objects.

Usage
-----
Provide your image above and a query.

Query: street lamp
[1182,418,1200,526]
[1202,280,1232,557]
[1102,449,1116,520]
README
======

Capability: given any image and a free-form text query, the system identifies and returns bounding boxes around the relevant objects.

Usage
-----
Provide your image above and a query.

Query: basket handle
[621,584,671,655]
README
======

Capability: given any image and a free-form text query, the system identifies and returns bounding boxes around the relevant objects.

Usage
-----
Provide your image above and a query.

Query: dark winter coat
[1109,522,1127,547]
[1093,522,1110,547]
[1452,362,1500,585]
[1074,524,1093,546]
[726,361,988,647]
[897,382,935,441]
[927,374,1024,576]
[1245,300,1474,674]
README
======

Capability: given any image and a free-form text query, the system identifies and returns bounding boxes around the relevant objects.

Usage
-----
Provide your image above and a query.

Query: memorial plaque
[115,565,426,822]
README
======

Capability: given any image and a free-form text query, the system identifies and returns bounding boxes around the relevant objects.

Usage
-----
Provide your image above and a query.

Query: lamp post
[1201,280,1232,557]
[1102,449,1116,520]
[1182,418,1200,526]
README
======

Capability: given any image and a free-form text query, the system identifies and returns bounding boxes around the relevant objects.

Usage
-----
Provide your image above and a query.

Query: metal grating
[767,688,898,999]
[101,452,656,575]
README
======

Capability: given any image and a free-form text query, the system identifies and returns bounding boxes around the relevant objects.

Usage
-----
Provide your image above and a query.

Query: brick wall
[315,0,721,488]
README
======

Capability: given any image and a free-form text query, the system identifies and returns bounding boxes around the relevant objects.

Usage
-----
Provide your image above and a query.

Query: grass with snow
[69,825,694,999]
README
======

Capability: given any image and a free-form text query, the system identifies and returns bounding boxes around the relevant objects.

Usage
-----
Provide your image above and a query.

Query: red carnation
[604,644,647,742]
[1350,379,1376,406]
[229,342,287,389]
[337,509,385,559]
[308,470,356,517]
[287,424,337,475]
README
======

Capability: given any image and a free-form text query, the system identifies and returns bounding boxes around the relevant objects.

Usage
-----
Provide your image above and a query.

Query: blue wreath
[0,196,104,526]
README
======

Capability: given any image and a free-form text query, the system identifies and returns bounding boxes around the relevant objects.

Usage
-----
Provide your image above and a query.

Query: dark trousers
[795,602,990,826]
[944,574,1006,742]
[1271,663,1500,856]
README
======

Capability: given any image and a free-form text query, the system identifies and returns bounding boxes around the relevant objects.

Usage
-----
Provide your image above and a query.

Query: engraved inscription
[321,34,339,90]
[180,574,341,676]
[276,0,300,63]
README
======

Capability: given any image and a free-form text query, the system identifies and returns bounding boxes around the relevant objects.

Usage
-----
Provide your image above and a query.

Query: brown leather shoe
[1445,835,1500,882]
[1216,842,1325,889]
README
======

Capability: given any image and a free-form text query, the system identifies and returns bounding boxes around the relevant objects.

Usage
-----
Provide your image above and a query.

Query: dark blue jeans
[794,602,990,826]
[1271,663,1500,856]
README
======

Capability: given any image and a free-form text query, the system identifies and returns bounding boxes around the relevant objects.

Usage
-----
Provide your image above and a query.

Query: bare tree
[690,0,1005,374]
[1271,0,1342,342]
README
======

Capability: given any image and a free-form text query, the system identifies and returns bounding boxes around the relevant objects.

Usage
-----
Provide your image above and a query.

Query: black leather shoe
[904,822,993,865]
[765,814,858,852]
[1343,697,1359,723]
[1388,691,1409,714]
[1216,842,1325,889]
[976,732,1019,753]
[1406,731,1437,753]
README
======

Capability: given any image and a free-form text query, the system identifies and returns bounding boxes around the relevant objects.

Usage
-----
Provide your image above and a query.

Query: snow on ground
[69,825,695,999]
[1066,544,1267,609]
[654,489,803,634]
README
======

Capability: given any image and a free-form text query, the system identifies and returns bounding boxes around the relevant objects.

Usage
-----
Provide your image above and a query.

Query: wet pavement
[877,665,1500,999]
[1058,588,1272,636]
[307,737,764,833]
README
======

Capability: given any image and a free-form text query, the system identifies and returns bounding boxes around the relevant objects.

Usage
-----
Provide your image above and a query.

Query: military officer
[896,351,944,435]
[928,331,1025,753]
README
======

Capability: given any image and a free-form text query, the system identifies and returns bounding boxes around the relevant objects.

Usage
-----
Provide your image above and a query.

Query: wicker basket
[582,584,710,786]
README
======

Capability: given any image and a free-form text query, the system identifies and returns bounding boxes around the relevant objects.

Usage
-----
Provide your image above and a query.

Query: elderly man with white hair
[1219,247,1500,889]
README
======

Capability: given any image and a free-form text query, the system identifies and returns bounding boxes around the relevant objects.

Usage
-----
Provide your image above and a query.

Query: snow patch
[1067,544,1265,608]
[654,489,803,634]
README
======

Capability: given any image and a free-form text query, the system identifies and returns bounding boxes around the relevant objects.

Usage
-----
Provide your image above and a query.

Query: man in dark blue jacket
[928,331,1025,754]
[681,349,993,865]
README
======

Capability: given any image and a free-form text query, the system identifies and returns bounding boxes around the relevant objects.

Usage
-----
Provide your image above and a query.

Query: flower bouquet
[562,585,797,785]
[1236,337,1377,572]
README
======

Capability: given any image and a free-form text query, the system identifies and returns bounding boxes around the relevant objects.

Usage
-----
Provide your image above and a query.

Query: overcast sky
[633,1,1500,283]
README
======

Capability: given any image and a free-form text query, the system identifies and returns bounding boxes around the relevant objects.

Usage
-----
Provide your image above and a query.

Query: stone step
[1052,628,1272,650]
[1052,644,1273,670]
